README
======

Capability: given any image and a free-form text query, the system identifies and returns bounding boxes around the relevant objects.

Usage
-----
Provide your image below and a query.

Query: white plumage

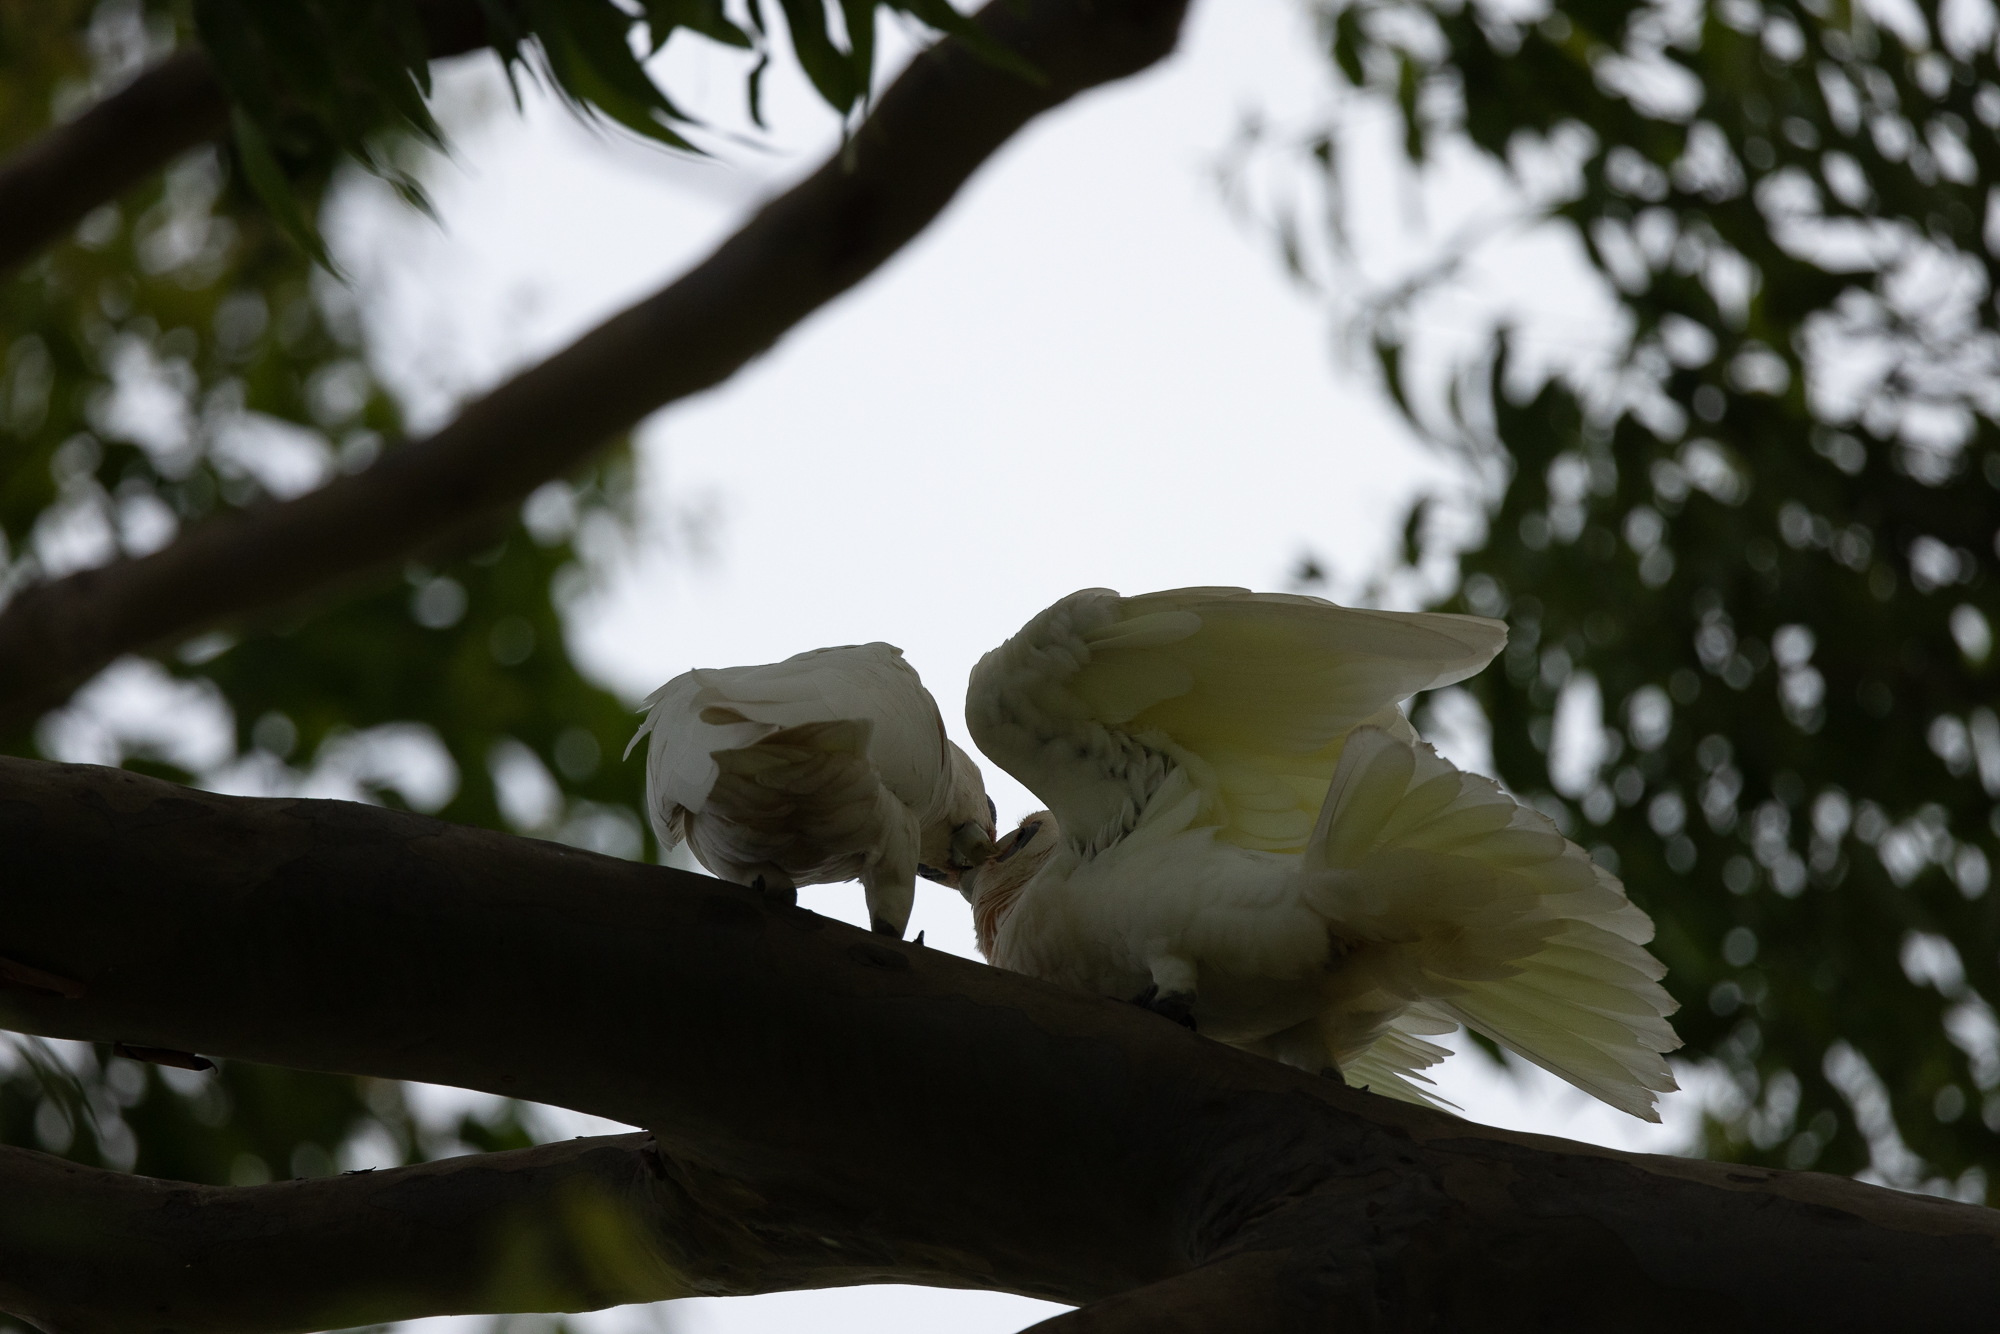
[963,587,1681,1120]
[630,642,994,938]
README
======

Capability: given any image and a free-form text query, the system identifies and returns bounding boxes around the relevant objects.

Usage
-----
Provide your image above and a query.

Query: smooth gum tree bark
[2,756,1995,1332]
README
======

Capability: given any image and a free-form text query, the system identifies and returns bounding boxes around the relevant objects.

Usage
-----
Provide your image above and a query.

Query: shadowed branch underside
[0,756,1995,1332]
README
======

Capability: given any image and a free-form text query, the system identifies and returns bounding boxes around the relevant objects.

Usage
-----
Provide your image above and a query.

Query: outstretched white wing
[1304,728,1682,1122]
[966,587,1507,855]
[630,641,953,851]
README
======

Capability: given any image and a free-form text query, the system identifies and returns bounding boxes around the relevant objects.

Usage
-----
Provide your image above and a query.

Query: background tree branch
[0,51,227,280]
[3,755,1996,1332]
[0,0,1193,733]
[0,0,492,281]
[0,1135,691,1333]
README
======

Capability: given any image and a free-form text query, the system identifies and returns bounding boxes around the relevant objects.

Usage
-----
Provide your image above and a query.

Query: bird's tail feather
[1303,727,1681,1122]
[1340,1012,1461,1113]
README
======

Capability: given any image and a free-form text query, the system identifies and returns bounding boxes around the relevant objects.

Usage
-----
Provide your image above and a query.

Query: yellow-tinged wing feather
[967,587,1506,855]
[1342,1008,1462,1112]
[1305,727,1682,1122]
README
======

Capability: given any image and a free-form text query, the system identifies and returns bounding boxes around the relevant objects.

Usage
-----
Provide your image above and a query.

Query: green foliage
[1,0,653,1219]
[1308,0,2000,1191]
[194,0,442,263]
[1,1035,424,1183]
[193,0,1039,263]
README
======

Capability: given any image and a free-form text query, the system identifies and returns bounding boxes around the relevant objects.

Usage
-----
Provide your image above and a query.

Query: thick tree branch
[0,1136,691,1331]
[2,756,1997,1333]
[0,1,492,281]
[0,0,1193,732]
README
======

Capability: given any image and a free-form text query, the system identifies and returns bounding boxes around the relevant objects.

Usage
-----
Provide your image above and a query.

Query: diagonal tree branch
[0,1,493,281]
[0,51,228,278]
[0,0,1194,733]
[2,755,1997,1332]
[0,1136,688,1332]
[1,1124,1054,1333]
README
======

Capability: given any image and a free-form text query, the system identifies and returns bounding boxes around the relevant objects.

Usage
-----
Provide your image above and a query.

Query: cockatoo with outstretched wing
[630,642,994,938]
[962,587,1682,1120]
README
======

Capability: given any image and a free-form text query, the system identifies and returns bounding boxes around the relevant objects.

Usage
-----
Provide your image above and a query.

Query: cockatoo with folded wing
[630,642,994,938]
[962,587,1682,1120]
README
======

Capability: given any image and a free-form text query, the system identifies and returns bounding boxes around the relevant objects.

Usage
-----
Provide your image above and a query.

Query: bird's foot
[1129,984,1198,1031]
[913,930,926,948]
[749,875,797,909]
[870,916,904,939]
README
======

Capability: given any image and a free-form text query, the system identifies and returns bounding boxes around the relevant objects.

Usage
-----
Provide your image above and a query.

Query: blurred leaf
[640,0,751,51]
[228,107,338,272]
[777,0,859,112]
[183,0,1041,267]
[527,0,702,150]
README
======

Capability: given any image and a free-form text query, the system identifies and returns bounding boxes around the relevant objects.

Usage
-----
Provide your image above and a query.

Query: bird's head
[961,811,1058,906]
[917,744,997,889]
[960,811,1058,959]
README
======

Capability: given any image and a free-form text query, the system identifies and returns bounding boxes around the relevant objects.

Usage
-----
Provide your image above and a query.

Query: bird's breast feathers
[991,776,1334,999]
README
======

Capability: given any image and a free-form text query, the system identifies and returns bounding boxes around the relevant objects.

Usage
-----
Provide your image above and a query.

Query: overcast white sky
[325,2,1701,1330]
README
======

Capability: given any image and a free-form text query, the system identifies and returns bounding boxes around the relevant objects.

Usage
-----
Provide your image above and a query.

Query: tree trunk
[2,756,1994,1332]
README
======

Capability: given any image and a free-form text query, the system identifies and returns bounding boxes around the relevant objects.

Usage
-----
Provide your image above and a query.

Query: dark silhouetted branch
[0,1136,681,1332]
[2,756,1997,1332]
[0,0,1194,731]
[0,52,229,277]
[0,1,492,281]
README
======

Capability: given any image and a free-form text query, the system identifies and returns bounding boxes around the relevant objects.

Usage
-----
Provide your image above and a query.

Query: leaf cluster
[192,0,1034,264]
[1309,0,2000,1192]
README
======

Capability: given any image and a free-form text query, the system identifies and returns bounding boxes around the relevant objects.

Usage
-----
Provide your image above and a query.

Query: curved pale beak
[950,821,996,869]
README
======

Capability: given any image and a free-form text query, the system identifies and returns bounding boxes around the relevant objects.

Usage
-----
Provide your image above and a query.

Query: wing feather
[1305,727,1681,1121]
[633,642,953,851]
[1342,1017,1462,1113]
[687,719,901,885]
[966,587,1506,854]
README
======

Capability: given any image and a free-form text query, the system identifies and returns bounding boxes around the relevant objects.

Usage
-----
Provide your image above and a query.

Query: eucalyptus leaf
[228,107,338,271]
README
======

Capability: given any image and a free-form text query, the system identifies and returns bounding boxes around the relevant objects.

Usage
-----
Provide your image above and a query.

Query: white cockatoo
[962,587,1682,1120]
[630,642,995,938]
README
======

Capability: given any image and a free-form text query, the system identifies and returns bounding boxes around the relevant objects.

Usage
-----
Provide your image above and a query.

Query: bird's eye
[994,821,1042,862]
